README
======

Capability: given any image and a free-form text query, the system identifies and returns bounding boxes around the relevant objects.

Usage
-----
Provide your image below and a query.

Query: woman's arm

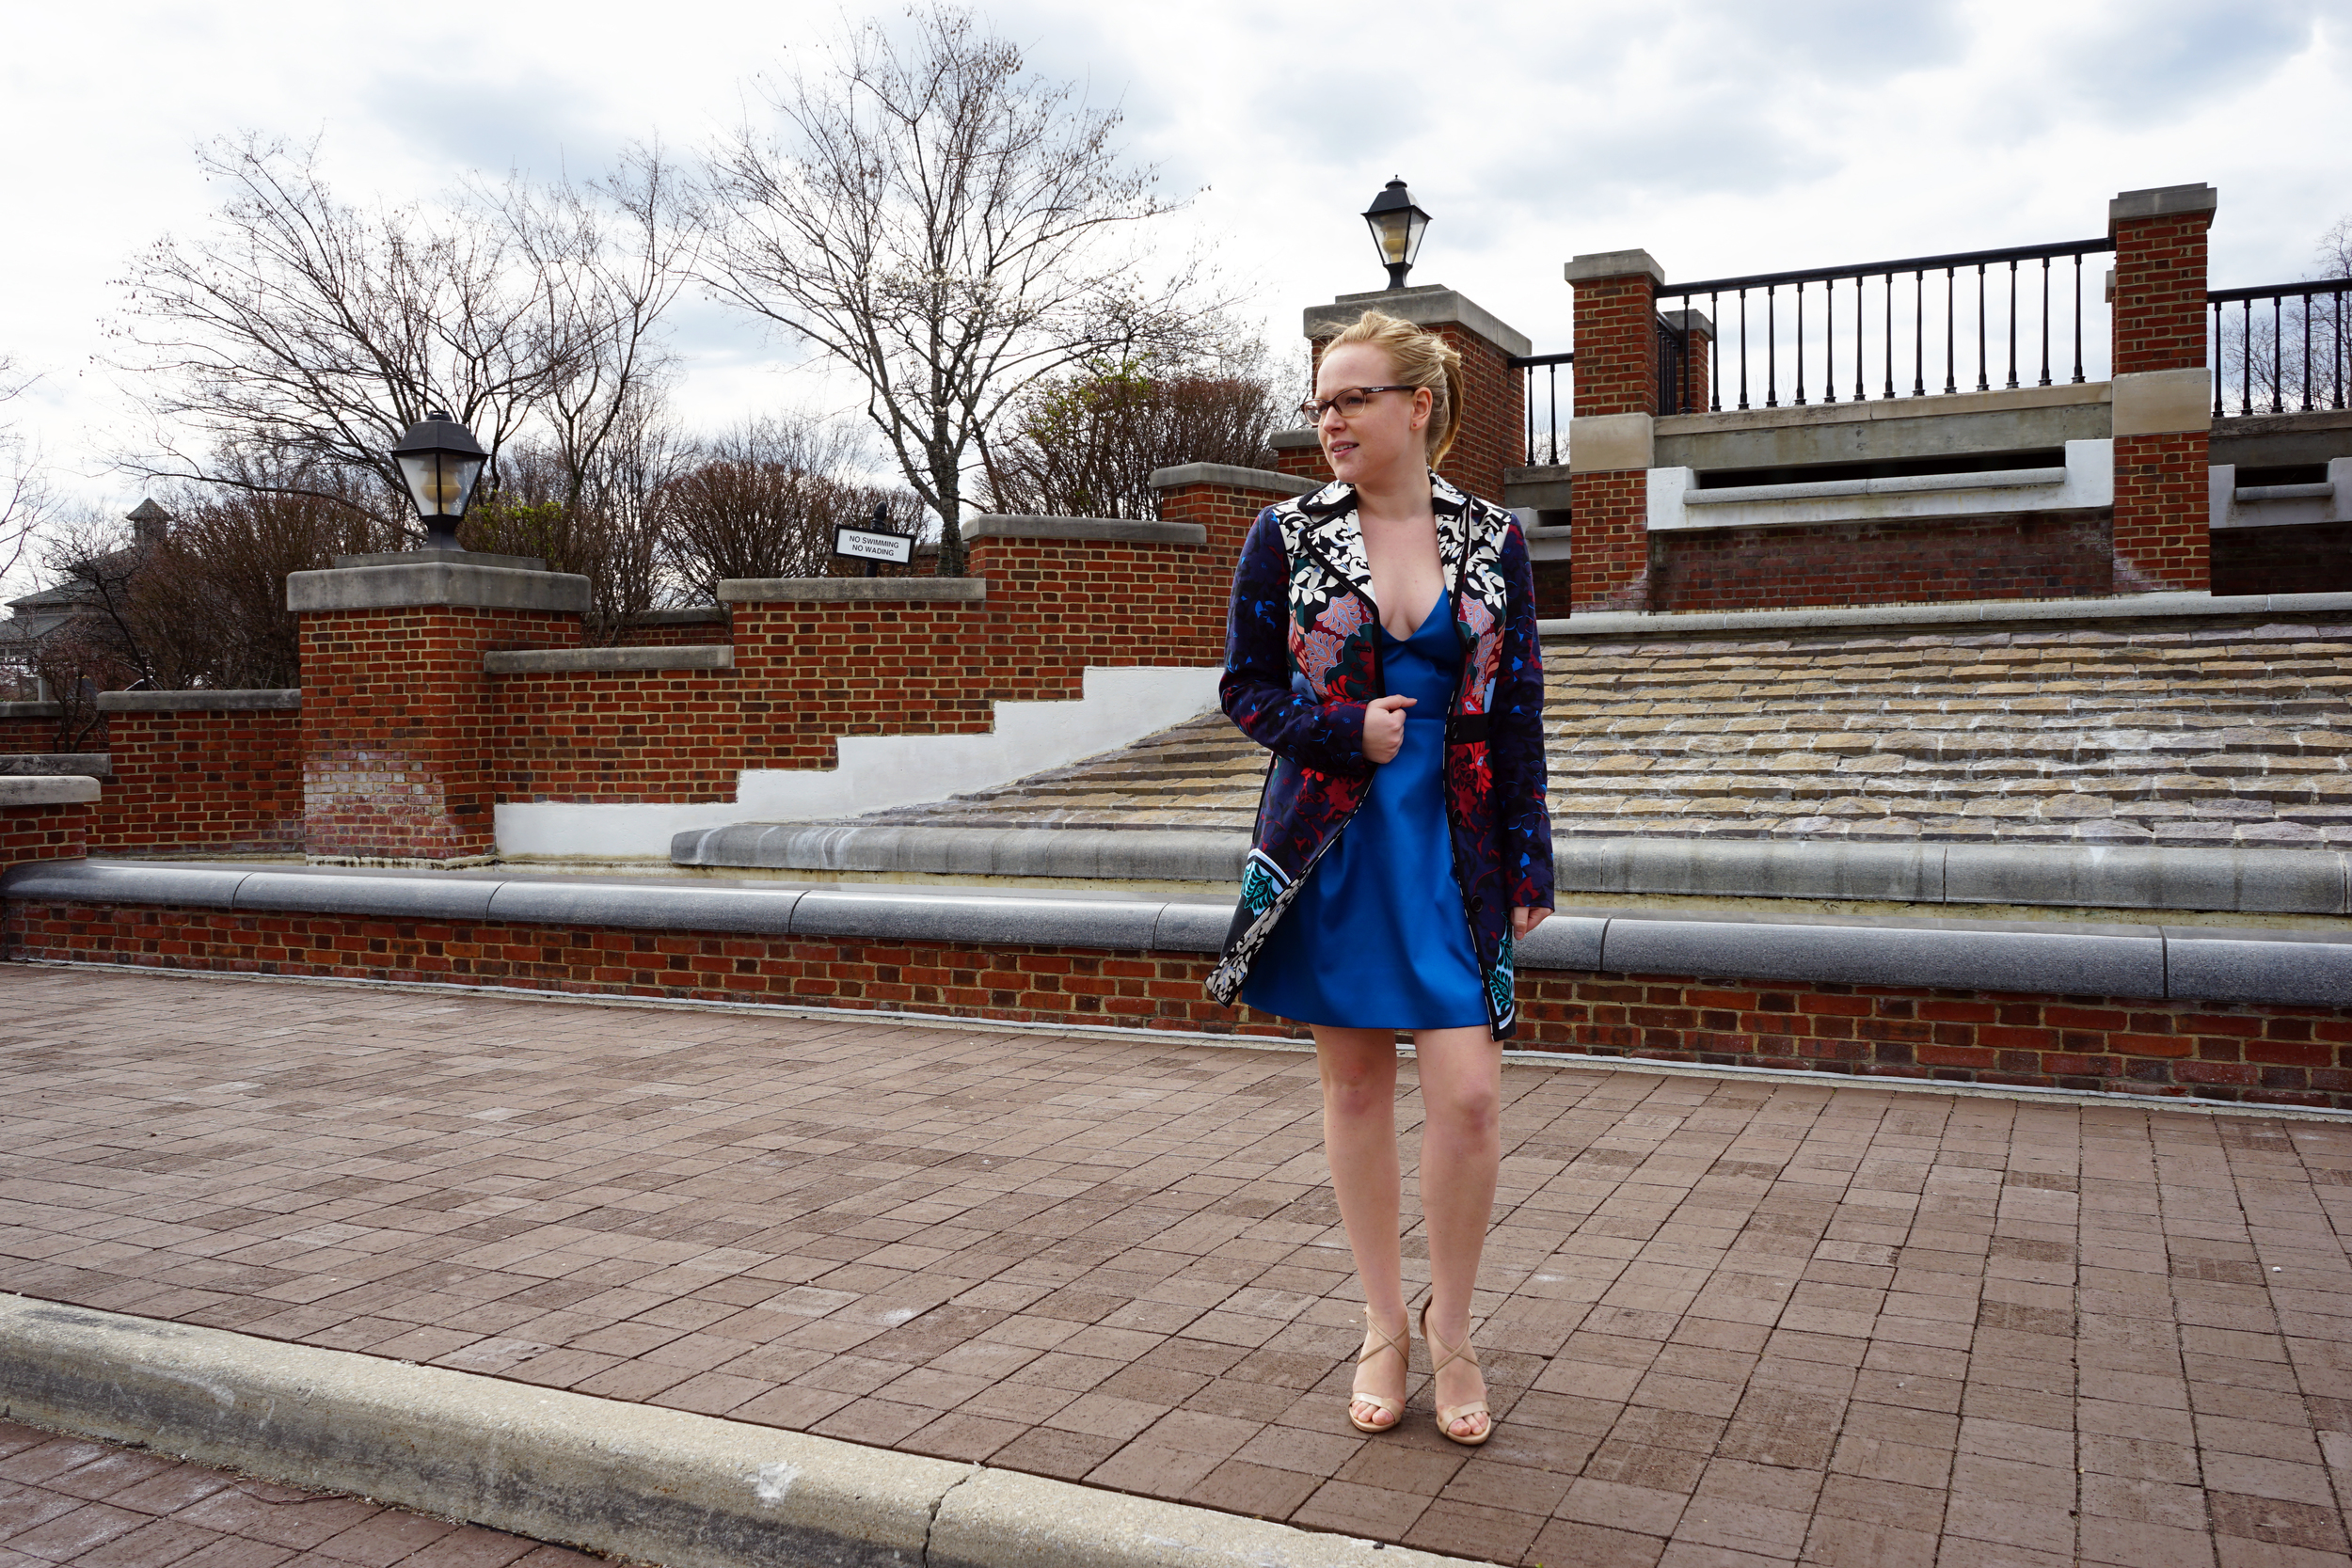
[1489,520,1555,920]
[1218,508,1374,776]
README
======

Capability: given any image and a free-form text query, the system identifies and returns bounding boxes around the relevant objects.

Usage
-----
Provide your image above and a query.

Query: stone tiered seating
[843,614,2352,848]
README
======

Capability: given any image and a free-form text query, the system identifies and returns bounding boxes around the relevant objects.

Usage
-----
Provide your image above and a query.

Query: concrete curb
[0,1294,1482,1568]
[0,754,110,778]
[675,823,1248,883]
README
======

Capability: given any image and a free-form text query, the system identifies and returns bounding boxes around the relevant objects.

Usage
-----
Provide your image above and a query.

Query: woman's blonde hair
[1324,309,1466,466]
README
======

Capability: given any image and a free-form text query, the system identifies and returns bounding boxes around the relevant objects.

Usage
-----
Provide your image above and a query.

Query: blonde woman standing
[1208,311,1553,1446]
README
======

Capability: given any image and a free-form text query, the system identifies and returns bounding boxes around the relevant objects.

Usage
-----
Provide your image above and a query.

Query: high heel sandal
[1348,1307,1409,1433]
[1420,1300,1493,1447]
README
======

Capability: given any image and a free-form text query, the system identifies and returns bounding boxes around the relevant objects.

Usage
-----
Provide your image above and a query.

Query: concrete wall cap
[963,515,1209,545]
[2162,926,2352,1006]
[2110,182,2218,229]
[674,822,1248,882]
[332,549,547,571]
[1540,589,2352,640]
[0,754,111,779]
[1565,249,1666,286]
[716,577,987,603]
[1304,285,1535,358]
[1146,462,1319,496]
[0,701,62,720]
[0,775,101,806]
[485,646,734,674]
[288,562,592,614]
[233,869,500,923]
[95,689,302,713]
[1269,426,1322,450]
[485,880,803,936]
[788,884,1167,950]
[1566,412,1656,474]
[1681,465,2068,506]
[1600,912,2168,998]
[2112,367,2216,436]
[2,859,251,904]
[625,606,729,625]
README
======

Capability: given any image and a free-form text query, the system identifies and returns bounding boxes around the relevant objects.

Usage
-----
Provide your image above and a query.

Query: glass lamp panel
[396,451,485,519]
[1372,211,1414,267]
[1400,208,1429,267]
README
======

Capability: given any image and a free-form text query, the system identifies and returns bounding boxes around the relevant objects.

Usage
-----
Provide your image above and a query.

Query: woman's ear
[1411,386,1433,431]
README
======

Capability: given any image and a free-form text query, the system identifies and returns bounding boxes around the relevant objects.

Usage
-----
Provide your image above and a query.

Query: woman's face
[1315,343,1431,488]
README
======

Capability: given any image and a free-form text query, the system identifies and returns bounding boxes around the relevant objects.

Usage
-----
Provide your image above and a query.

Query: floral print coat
[1207,471,1553,1038]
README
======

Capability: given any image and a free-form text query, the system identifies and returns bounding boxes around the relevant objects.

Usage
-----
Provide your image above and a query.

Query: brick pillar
[1565,249,1665,611]
[1300,286,1530,504]
[2108,182,2217,593]
[1662,309,1713,417]
[288,550,585,864]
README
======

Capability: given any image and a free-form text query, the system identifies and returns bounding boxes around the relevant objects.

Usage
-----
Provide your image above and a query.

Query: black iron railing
[1660,237,2116,414]
[1509,351,1574,466]
[2210,279,2351,418]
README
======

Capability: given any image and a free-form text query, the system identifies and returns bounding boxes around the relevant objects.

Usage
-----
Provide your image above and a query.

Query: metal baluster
[1709,291,1722,412]
[2005,260,2019,389]
[1523,365,1534,467]
[1766,285,1778,408]
[1913,270,1926,397]
[1549,363,1561,465]
[1823,278,1836,404]
[2242,299,2252,418]
[2212,299,2224,419]
[2071,252,2085,384]
[1795,281,1807,406]
[1738,290,1750,411]
[2302,289,2314,413]
[2336,289,2345,411]
[1883,273,1894,400]
[1944,266,1957,394]
[2038,257,2051,387]
[1975,262,1989,392]
[2272,295,2284,415]
[1855,275,1867,403]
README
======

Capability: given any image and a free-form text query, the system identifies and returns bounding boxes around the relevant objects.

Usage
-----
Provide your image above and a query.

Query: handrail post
[2109,182,2218,594]
[1563,248,1664,612]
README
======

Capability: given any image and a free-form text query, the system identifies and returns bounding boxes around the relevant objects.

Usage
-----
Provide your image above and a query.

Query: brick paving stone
[0,1421,600,1568]
[7,966,2352,1566]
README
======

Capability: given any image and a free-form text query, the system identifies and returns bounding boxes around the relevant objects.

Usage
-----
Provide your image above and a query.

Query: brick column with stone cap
[1300,285,1530,506]
[2109,182,2218,593]
[1565,248,1665,611]
[288,550,586,864]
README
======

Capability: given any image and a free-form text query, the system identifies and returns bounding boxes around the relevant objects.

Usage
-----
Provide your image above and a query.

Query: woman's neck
[1353,455,1432,524]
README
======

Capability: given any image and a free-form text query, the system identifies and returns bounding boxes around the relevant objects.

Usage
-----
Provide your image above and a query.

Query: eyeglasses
[1296,386,1414,422]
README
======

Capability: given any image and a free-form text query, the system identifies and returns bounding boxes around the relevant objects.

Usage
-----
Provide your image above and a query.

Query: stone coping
[674,822,1247,881]
[963,515,1209,545]
[1558,835,2352,914]
[0,702,61,720]
[1145,463,1318,496]
[95,689,301,713]
[1680,464,2067,506]
[11,858,2352,1006]
[0,1295,1468,1568]
[1269,426,1321,450]
[0,754,110,779]
[485,645,733,674]
[0,777,100,806]
[1654,380,2110,437]
[331,548,548,571]
[287,562,592,614]
[715,577,987,604]
[1305,283,1535,358]
[625,605,730,625]
[1540,588,2352,639]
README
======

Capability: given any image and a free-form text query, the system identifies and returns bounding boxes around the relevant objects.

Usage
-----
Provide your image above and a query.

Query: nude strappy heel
[1348,1307,1410,1433]
[1420,1300,1493,1446]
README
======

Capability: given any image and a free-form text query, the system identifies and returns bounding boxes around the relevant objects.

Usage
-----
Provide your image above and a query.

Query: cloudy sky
[3,0,2347,534]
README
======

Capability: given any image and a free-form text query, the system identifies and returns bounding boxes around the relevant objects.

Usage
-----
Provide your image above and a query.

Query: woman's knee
[1424,1080,1500,1139]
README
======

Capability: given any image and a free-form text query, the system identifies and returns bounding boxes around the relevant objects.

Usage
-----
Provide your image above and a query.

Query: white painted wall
[1645,438,2115,533]
[495,664,1224,863]
[2209,457,2352,531]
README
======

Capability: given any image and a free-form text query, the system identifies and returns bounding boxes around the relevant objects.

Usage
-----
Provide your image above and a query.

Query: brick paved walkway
[0,1418,598,1568]
[5,964,2352,1567]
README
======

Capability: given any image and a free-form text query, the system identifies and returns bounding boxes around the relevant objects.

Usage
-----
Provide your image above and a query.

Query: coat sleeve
[1218,508,1373,777]
[1490,520,1555,911]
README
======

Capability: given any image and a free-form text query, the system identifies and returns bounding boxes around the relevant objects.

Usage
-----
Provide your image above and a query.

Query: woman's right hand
[1363,695,1415,764]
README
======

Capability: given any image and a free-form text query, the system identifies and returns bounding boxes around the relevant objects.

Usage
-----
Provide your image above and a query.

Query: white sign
[833,526,914,564]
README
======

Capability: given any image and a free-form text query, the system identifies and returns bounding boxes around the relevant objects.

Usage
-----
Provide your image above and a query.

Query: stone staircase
[839,613,2352,849]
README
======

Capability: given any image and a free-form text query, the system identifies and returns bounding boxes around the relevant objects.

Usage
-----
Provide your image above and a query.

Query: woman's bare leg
[1313,1025,1407,1429]
[1413,1024,1502,1438]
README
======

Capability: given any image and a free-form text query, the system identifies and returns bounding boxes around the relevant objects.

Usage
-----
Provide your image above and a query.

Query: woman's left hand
[1512,907,1551,940]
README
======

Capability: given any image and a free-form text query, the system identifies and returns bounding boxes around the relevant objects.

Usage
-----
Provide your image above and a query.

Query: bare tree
[704,4,1227,574]
[981,346,1283,519]
[657,418,920,599]
[2215,214,2352,418]
[0,355,49,586]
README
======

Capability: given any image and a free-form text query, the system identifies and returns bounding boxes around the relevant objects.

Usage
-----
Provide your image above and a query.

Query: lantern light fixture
[1362,178,1430,291]
[389,408,489,550]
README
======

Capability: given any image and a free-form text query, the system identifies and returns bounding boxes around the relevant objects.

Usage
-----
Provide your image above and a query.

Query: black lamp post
[1363,178,1430,291]
[389,408,489,551]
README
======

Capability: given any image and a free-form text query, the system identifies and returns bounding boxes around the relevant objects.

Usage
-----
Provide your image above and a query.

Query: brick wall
[1650,509,2115,612]
[0,802,88,863]
[2113,431,2212,591]
[91,707,304,856]
[11,898,2352,1110]
[1569,265,1662,612]
[300,606,580,862]
[488,668,743,802]
[2211,520,2352,596]
[967,535,1230,692]
[1272,441,1326,484]
[2113,212,2213,376]
[1532,561,1574,620]
[613,614,731,648]
[0,715,102,752]
[1568,470,1650,610]
[727,597,998,770]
